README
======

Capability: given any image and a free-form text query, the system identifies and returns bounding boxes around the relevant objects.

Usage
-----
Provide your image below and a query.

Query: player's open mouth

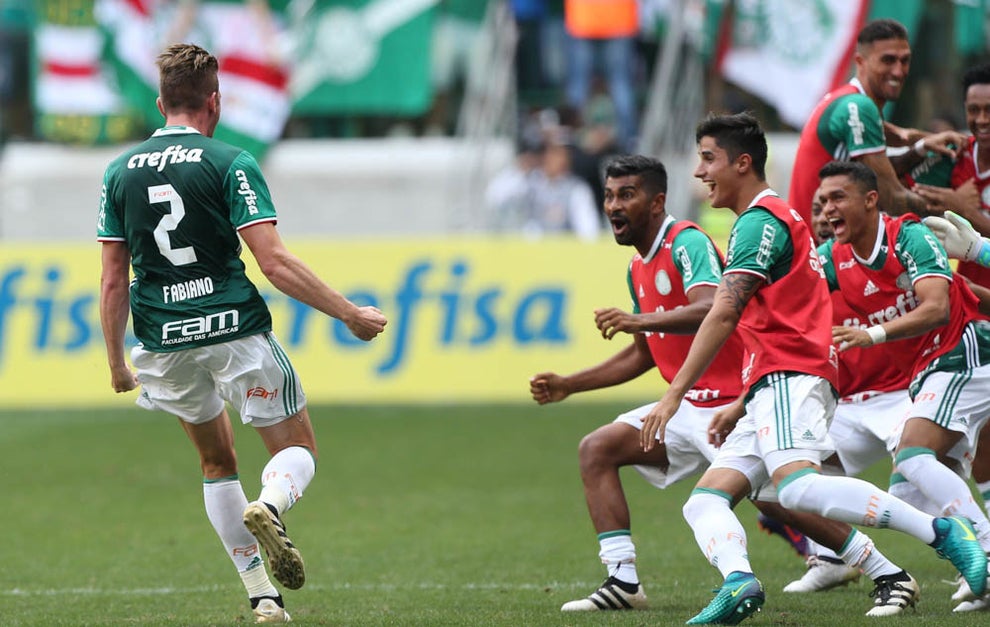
[610,217,628,236]
[829,217,847,237]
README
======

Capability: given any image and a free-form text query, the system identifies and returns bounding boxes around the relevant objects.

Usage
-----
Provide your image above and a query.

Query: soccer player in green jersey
[97,43,387,623]
[642,112,986,625]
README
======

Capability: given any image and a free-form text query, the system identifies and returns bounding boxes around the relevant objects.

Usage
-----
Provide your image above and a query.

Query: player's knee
[777,471,819,511]
[577,429,618,469]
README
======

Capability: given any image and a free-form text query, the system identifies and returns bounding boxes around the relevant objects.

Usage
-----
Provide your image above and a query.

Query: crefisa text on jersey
[163,276,215,303]
[127,144,204,172]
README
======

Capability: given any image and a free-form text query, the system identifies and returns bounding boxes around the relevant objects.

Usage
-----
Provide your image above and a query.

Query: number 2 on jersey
[149,183,198,266]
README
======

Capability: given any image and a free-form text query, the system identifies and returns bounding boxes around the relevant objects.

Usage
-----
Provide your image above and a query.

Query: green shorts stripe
[772,373,793,449]
[265,332,298,416]
[934,370,971,429]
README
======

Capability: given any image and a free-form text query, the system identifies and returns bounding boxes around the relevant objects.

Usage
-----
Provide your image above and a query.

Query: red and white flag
[96,0,291,158]
[717,0,870,129]
[35,23,123,115]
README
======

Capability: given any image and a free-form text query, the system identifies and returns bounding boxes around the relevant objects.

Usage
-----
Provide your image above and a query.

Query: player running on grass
[640,112,987,625]
[97,43,387,623]
[530,154,924,618]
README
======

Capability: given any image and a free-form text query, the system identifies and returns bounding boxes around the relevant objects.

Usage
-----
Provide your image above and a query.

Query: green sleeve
[223,151,278,227]
[97,162,124,239]
[724,208,793,283]
[895,221,953,282]
[671,226,724,290]
[626,264,640,314]
[817,239,839,291]
[823,92,886,157]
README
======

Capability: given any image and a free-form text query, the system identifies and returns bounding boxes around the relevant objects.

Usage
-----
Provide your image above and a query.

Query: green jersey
[97,126,275,352]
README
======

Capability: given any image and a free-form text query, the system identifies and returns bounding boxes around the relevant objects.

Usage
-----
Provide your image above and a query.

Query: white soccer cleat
[866,572,919,617]
[253,597,292,623]
[783,555,861,593]
[243,501,306,590]
[952,564,990,602]
[560,577,648,611]
[954,595,990,612]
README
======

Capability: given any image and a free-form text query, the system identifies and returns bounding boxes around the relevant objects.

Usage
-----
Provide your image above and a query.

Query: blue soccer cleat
[686,571,765,625]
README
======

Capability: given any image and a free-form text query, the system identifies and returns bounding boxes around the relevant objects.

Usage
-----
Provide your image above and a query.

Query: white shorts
[713,374,836,484]
[908,364,990,476]
[830,390,911,476]
[614,401,720,489]
[132,332,306,426]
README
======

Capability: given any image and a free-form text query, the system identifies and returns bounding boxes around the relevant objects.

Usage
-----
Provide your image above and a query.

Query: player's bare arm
[832,276,950,351]
[531,336,654,404]
[594,285,716,339]
[639,273,761,451]
[99,241,139,393]
[859,152,933,216]
[239,222,387,341]
[888,130,966,175]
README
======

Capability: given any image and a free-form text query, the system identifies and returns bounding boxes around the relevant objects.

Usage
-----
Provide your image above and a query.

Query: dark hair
[604,154,668,196]
[963,63,990,94]
[695,112,767,180]
[818,160,878,193]
[857,19,908,46]
[157,43,219,113]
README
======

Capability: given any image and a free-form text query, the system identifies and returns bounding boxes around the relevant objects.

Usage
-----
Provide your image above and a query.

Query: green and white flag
[718,0,870,129]
[289,0,438,115]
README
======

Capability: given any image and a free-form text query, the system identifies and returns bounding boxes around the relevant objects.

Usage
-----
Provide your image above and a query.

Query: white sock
[683,489,751,578]
[598,531,638,585]
[258,446,316,516]
[838,529,899,580]
[204,478,278,598]
[896,448,990,551]
[889,473,941,515]
[777,471,936,543]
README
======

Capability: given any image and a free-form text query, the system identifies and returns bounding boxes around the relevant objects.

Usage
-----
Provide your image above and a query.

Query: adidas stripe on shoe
[243,501,306,590]
[560,576,648,611]
[865,572,919,617]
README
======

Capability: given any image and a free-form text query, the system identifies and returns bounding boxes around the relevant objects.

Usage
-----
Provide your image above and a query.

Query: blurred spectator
[485,132,544,232]
[511,0,566,95]
[486,113,602,240]
[527,129,602,239]
[563,0,640,152]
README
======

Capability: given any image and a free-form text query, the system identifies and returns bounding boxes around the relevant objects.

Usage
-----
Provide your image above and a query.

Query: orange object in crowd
[565,0,639,39]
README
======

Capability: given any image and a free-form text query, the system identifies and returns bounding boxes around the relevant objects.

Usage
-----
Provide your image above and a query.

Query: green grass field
[3,403,982,625]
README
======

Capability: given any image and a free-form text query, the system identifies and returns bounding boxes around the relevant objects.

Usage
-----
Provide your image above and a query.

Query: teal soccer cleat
[932,516,988,598]
[686,571,765,625]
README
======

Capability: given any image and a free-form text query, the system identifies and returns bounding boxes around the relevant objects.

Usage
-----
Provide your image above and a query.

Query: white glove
[923,211,983,261]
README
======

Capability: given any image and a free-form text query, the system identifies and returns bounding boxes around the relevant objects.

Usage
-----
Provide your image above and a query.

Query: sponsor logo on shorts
[246,386,278,400]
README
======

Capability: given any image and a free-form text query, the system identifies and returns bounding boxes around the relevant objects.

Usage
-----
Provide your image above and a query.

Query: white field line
[2,581,596,597]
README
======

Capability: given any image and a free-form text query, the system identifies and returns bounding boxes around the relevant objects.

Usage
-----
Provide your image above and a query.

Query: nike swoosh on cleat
[953,518,977,541]
[730,582,752,597]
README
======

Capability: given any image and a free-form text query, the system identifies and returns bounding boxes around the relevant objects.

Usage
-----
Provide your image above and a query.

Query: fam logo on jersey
[654,270,672,296]
[734,0,834,66]
[982,185,990,210]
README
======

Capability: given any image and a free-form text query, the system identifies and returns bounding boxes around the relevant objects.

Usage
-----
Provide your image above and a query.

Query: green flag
[290,0,438,115]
